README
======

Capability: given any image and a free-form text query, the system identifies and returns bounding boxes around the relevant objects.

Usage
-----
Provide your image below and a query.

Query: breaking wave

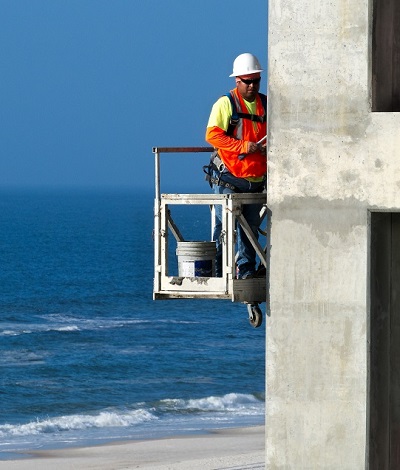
[0,393,264,440]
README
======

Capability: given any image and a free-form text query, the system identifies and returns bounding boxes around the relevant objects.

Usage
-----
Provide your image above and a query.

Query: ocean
[0,189,265,460]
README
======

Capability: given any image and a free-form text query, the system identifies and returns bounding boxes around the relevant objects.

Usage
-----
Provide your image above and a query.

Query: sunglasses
[239,77,261,85]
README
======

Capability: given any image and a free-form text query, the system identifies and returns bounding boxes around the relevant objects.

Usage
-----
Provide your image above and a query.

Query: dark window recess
[372,0,400,112]
[369,212,400,469]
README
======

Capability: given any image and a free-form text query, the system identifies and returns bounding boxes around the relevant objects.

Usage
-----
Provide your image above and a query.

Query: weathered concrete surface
[266,0,400,467]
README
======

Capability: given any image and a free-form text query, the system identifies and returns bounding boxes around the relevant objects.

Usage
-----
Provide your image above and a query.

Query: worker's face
[236,73,261,102]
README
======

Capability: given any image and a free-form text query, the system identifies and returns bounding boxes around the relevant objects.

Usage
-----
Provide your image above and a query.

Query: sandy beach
[2,425,264,470]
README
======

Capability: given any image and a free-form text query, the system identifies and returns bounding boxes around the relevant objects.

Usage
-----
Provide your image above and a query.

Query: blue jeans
[212,170,265,278]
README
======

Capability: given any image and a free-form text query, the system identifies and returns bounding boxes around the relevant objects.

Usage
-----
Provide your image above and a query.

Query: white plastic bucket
[176,241,216,277]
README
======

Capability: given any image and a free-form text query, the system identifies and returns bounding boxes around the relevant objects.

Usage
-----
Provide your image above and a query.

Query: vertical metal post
[153,149,161,295]
[154,148,161,203]
[210,205,215,241]
[226,196,236,281]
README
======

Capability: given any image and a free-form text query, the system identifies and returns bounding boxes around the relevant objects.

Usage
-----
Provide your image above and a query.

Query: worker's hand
[258,143,267,155]
[247,142,259,153]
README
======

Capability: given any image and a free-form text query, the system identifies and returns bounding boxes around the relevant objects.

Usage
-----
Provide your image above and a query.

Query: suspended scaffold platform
[152,147,269,327]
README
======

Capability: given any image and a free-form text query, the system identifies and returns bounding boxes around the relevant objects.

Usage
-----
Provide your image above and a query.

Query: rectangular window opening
[372,0,400,111]
[369,212,400,468]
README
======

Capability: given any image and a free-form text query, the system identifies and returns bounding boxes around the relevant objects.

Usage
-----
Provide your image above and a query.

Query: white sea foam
[0,315,196,338]
[53,325,80,332]
[0,330,25,336]
[0,409,157,438]
[0,323,80,336]
[160,393,263,415]
[0,393,263,440]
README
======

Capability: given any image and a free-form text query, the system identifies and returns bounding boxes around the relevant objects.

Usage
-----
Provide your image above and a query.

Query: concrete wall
[266,0,400,468]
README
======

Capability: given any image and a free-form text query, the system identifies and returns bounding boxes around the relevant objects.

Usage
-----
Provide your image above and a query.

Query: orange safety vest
[206,88,267,179]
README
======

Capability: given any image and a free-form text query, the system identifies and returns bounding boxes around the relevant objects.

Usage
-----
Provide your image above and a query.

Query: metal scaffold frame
[153,146,269,306]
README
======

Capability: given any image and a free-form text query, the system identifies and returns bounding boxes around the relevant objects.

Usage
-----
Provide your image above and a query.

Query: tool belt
[203,151,240,191]
[203,151,265,193]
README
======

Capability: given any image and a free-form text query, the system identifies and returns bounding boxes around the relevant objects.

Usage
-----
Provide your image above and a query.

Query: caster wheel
[247,303,263,328]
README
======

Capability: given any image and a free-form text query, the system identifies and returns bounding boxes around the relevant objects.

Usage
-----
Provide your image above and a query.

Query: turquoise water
[0,189,265,459]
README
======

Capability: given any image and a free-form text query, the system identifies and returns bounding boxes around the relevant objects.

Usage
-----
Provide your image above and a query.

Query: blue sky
[0,0,268,192]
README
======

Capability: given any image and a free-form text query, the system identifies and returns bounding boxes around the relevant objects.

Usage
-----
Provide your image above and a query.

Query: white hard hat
[229,53,263,77]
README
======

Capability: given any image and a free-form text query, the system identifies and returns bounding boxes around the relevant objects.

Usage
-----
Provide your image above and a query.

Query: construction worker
[205,53,267,279]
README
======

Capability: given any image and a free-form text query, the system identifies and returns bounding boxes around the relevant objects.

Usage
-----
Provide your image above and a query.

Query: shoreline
[2,425,265,469]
